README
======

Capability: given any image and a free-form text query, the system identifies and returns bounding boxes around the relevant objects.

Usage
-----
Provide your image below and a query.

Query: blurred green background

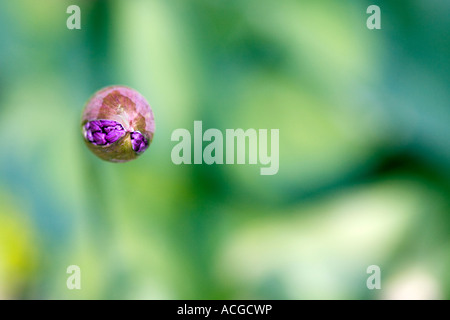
[0,0,449,299]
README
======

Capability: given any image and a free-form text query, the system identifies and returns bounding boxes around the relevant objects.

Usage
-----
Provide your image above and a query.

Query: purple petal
[105,130,125,143]
[90,123,102,132]
[92,132,107,145]
[85,120,125,146]
[100,120,119,127]
[130,131,148,153]
[90,120,102,127]
[138,141,147,153]
[86,130,93,142]
[104,124,124,134]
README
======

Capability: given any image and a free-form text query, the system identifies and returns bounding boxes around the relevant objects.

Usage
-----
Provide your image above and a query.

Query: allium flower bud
[81,86,155,162]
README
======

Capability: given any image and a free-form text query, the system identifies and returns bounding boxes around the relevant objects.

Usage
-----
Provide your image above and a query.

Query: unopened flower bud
[81,86,155,162]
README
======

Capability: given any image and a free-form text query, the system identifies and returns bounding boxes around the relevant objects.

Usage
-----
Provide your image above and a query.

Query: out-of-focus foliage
[0,0,449,299]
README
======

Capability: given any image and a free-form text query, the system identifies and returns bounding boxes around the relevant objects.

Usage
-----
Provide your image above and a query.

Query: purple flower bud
[84,120,125,146]
[86,129,93,142]
[81,86,155,162]
[100,120,119,127]
[92,132,107,145]
[105,130,125,143]
[90,123,101,132]
[130,131,149,154]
